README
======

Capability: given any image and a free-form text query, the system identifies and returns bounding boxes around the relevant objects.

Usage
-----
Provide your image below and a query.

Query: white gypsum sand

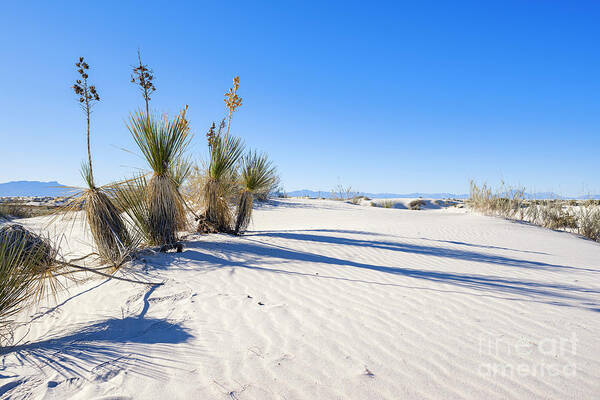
[2,198,599,399]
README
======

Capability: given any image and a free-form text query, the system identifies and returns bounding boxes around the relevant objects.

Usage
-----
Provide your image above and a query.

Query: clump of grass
[181,164,206,208]
[470,180,600,242]
[70,57,132,268]
[379,200,395,208]
[234,151,278,234]
[469,180,525,219]
[349,196,362,205]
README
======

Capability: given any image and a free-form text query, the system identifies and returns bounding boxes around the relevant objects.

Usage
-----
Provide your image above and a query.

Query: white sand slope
[2,199,600,399]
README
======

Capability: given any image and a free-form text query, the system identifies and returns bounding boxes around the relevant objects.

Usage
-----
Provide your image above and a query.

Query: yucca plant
[71,57,132,268]
[234,151,277,234]
[126,109,191,248]
[125,53,191,249]
[0,225,61,346]
[111,175,151,243]
[198,77,245,233]
[201,121,245,232]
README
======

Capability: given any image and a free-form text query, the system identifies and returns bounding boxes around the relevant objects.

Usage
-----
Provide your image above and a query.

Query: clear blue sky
[1,1,599,195]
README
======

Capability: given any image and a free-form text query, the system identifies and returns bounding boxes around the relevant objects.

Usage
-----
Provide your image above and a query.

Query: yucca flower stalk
[73,57,100,188]
[131,50,156,121]
[234,151,277,234]
[224,76,242,141]
[126,108,192,248]
[72,57,132,268]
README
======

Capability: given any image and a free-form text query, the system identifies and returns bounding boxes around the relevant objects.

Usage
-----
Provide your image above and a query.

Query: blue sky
[0,1,599,195]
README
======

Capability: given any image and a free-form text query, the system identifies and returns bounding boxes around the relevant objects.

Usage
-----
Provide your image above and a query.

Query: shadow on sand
[1,286,196,393]
[174,230,600,312]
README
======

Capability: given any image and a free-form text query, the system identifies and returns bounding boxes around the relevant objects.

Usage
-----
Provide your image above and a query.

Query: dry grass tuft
[379,200,396,208]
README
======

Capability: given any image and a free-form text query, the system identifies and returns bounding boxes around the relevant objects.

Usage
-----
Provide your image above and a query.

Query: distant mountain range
[286,189,600,200]
[1,181,599,200]
[0,181,72,197]
[286,190,469,199]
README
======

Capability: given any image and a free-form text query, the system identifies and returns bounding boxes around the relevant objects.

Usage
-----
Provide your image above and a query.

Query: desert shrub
[0,203,32,219]
[274,187,287,198]
[330,184,357,201]
[0,201,57,220]
[538,201,577,230]
[409,199,425,210]
[349,196,362,205]
[577,206,600,241]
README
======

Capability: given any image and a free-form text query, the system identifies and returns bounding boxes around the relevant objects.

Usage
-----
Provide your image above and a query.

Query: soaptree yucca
[71,57,132,267]
[199,77,245,232]
[202,121,245,232]
[234,151,277,234]
[126,108,191,247]
[0,225,61,346]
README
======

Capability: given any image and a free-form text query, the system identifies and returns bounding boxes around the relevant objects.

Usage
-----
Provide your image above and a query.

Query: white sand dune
[2,198,600,399]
